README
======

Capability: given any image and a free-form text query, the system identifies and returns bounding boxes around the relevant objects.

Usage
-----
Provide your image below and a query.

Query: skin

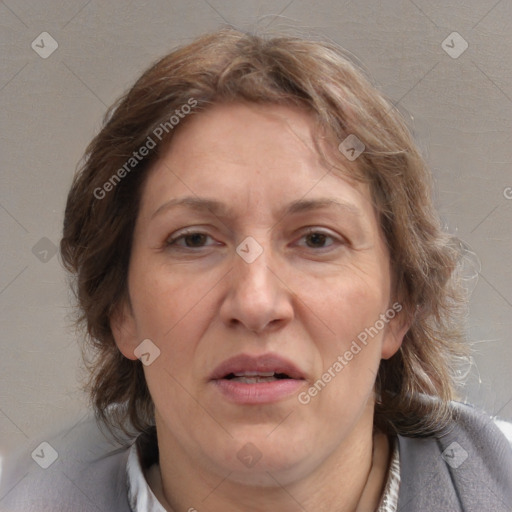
[112,102,409,512]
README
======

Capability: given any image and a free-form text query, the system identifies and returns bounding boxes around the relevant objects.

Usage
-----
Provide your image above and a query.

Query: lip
[209,353,306,405]
[210,353,305,380]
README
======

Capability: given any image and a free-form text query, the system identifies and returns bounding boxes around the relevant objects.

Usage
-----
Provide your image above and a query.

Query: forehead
[139,102,375,224]
[168,101,324,171]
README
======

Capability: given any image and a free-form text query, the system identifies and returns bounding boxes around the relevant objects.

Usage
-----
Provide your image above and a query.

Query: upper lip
[209,353,306,380]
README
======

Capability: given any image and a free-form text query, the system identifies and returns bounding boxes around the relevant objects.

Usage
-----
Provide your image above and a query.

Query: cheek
[129,257,216,339]
[297,259,390,340]
[300,280,386,428]
[135,269,210,424]
[127,261,221,395]
[294,257,390,399]
[143,363,211,453]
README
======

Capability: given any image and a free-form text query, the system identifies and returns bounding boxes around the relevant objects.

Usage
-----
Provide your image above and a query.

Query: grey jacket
[1,400,511,511]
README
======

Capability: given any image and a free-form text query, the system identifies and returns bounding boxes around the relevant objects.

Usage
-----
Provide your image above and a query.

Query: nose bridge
[220,233,292,333]
[234,234,276,301]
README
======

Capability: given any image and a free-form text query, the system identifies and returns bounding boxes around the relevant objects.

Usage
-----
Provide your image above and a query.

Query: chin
[209,433,319,487]
[223,456,315,488]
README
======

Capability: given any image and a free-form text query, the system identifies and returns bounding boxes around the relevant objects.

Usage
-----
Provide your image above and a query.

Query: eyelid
[166,228,219,247]
[294,227,344,248]
[164,226,345,250]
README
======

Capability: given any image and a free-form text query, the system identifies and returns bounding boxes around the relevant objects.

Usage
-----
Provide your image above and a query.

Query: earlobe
[110,301,139,361]
[381,311,411,360]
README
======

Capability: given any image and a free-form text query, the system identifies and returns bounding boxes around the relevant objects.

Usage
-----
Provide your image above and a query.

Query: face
[112,102,406,486]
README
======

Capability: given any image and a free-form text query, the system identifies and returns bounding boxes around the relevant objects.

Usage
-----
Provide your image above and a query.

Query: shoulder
[0,414,133,512]
[448,399,512,449]
[397,398,512,511]
[493,416,512,449]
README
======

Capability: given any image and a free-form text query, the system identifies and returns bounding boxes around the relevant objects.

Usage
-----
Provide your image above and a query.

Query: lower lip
[212,378,304,404]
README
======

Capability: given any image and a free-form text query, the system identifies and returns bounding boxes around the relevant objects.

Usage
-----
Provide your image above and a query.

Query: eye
[165,229,218,249]
[296,229,341,250]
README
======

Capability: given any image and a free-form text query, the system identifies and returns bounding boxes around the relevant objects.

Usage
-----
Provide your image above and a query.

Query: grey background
[1,0,511,473]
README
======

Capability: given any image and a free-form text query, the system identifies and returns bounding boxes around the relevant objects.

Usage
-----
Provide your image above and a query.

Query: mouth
[209,353,306,404]
[210,353,305,381]
[223,371,294,384]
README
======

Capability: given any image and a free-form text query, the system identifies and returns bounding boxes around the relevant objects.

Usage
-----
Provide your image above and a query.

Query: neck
[147,405,390,512]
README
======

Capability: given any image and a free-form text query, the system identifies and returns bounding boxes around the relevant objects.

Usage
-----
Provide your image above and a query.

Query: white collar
[126,442,167,512]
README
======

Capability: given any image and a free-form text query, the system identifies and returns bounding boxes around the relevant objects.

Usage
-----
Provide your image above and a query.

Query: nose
[219,241,294,335]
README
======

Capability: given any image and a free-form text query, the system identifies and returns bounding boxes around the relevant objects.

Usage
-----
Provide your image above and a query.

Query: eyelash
[165,228,343,251]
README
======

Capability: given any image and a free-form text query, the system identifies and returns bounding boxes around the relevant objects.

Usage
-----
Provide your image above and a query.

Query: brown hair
[60,27,470,440]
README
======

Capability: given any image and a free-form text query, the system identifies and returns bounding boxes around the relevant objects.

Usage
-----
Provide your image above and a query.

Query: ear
[110,300,139,361]
[380,303,411,360]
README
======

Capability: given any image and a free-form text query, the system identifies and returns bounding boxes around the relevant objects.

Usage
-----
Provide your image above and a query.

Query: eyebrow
[151,196,363,221]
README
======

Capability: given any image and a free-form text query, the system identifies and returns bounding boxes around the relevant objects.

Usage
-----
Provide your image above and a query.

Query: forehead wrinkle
[151,195,363,224]
[151,196,233,220]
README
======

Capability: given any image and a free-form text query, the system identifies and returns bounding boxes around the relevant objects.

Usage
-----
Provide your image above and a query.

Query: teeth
[233,371,275,377]
[232,376,278,383]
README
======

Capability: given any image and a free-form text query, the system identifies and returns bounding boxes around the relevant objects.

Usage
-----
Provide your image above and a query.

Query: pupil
[186,234,206,247]
[308,233,326,247]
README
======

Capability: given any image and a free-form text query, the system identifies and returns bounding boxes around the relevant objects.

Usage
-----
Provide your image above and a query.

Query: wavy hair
[60,27,470,441]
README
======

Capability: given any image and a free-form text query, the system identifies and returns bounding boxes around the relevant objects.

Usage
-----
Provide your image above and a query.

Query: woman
[4,28,511,511]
